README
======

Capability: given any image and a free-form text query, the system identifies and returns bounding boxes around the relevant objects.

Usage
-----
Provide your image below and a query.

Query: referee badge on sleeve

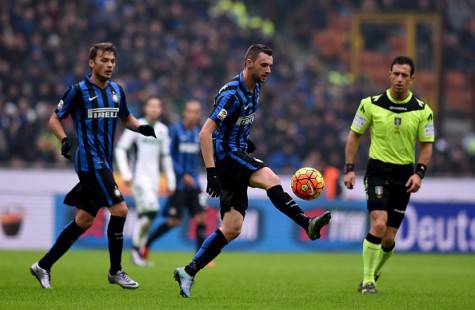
[375,186,384,199]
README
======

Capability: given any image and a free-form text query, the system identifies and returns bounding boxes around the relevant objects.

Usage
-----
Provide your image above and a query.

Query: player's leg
[145,191,183,249]
[31,182,99,289]
[249,166,331,240]
[189,190,208,252]
[194,211,207,252]
[131,185,158,265]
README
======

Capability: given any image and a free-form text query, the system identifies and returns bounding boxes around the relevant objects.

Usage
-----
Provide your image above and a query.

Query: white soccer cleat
[108,270,139,289]
[174,267,194,298]
[131,248,153,267]
[30,262,51,289]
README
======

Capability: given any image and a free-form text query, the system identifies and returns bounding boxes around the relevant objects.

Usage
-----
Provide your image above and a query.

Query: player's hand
[247,139,256,153]
[343,171,356,190]
[61,137,72,160]
[137,125,156,138]
[206,167,221,197]
[405,174,422,193]
[183,174,195,188]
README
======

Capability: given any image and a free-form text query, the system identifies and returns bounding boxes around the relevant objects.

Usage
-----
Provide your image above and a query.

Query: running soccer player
[174,44,332,298]
[115,97,176,266]
[343,56,434,294]
[144,100,208,256]
[30,42,156,289]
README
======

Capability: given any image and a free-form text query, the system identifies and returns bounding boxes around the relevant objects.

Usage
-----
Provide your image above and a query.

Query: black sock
[382,242,395,252]
[366,233,382,244]
[185,229,228,276]
[108,216,126,275]
[38,220,85,270]
[196,223,207,252]
[146,222,173,248]
[267,185,310,229]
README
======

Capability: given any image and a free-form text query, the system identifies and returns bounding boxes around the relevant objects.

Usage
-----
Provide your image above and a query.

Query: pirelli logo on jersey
[236,112,255,125]
[87,107,119,119]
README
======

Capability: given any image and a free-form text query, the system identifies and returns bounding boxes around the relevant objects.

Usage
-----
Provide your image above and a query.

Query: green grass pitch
[1,250,474,309]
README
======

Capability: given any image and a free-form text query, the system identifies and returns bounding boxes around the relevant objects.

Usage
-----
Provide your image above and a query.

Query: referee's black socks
[108,215,126,275]
[267,185,310,229]
[185,229,228,277]
[38,220,85,270]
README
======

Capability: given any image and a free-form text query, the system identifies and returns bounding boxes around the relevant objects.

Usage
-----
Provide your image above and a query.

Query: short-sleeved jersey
[350,89,435,165]
[169,121,201,191]
[55,75,130,172]
[210,72,260,160]
[115,118,170,188]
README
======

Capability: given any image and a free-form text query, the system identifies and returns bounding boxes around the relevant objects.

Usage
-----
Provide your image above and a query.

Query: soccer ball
[291,167,325,200]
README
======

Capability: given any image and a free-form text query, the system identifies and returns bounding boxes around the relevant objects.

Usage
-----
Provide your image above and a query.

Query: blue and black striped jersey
[169,121,201,191]
[55,75,130,172]
[210,72,260,160]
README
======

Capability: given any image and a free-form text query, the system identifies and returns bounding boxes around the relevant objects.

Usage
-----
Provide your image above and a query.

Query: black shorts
[64,169,124,216]
[365,159,413,229]
[216,151,266,219]
[164,188,204,219]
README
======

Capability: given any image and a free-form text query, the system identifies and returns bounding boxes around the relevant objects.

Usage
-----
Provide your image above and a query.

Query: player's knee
[110,203,128,217]
[222,224,242,240]
[372,220,387,234]
[76,213,94,230]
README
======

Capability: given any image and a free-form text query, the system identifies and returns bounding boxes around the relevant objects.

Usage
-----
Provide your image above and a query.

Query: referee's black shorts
[216,151,266,219]
[64,169,124,216]
[364,158,414,229]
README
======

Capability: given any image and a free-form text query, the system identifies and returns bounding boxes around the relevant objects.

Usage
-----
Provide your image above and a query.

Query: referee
[343,56,434,294]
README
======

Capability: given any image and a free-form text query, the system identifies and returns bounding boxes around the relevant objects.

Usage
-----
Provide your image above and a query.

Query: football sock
[196,223,207,252]
[146,222,173,248]
[374,242,395,275]
[185,229,228,277]
[38,220,85,270]
[267,185,310,229]
[362,233,382,284]
[132,215,151,249]
[108,216,126,275]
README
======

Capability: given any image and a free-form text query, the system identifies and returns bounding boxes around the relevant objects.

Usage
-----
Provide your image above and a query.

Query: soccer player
[174,44,332,298]
[343,56,434,294]
[30,42,156,289]
[115,97,176,266]
[144,100,209,255]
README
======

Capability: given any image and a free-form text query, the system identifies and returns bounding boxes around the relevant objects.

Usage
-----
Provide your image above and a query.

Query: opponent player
[144,100,208,255]
[343,56,434,294]
[174,44,332,298]
[115,97,176,266]
[30,43,156,289]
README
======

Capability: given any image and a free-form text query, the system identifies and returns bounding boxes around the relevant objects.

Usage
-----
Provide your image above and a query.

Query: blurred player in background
[173,44,332,298]
[115,97,176,266]
[144,100,209,258]
[30,42,157,289]
[344,56,434,294]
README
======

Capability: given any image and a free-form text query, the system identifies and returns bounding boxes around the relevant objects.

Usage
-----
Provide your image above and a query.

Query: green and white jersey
[351,89,435,165]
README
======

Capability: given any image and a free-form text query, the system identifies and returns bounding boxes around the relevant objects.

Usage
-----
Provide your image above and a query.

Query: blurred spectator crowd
[0,0,474,175]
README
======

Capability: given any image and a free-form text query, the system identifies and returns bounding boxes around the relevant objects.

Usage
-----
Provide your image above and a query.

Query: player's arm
[122,114,156,138]
[161,127,176,193]
[343,130,362,190]
[115,129,136,187]
[200,118,220,197]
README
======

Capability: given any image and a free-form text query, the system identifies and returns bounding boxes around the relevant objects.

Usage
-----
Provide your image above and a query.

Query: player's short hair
[390,56,415,76]
[89,42,117,60]
[244,44,273,62]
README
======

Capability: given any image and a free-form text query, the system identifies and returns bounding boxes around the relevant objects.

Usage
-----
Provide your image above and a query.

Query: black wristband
[344,163,355,174]
[206,167,217,176]
[415,163,427,179]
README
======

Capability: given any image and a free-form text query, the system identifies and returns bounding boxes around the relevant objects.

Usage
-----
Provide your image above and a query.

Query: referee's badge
[394,117,402,126]
[111,90,119,103]
[375,186,384,199]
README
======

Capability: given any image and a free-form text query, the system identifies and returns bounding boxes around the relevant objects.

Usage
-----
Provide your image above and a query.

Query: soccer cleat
[174,267,194,298]
[131,248,153,267]
[108,270,139,289]
[30,262,51,289]
[358,282,377,294]
[357,272,382,291]
[306,211,332,240]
